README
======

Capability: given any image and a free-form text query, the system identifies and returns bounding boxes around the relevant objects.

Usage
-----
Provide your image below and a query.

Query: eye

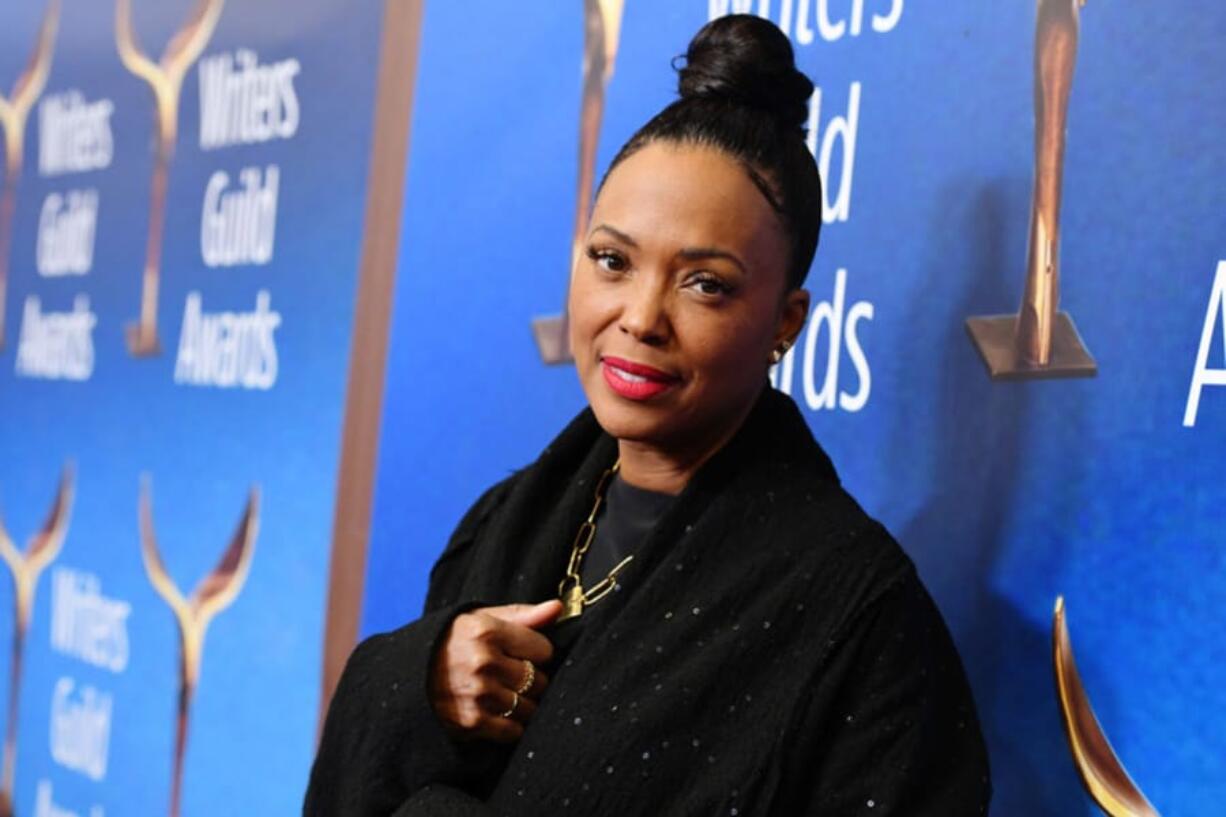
[686,272,734,298]
[586,246,628,273]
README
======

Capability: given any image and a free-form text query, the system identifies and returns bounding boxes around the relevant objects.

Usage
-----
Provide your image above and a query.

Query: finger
[509,691,537,724]
[491,657,550,699]
[489,655,529,694]
[528,667,550,698]
[451,613,552,664]
[484,600,563,630]
[489,620,555,665]
[516,664,550,699]
[450,694,523,743]
[478,685,537,726]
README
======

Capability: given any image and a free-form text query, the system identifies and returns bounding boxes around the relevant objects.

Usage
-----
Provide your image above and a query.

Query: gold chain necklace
[556,460,633,622]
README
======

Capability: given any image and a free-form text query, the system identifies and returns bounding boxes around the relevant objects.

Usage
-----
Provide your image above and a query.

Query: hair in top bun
[676,14,814,132]
[599,14,823,290]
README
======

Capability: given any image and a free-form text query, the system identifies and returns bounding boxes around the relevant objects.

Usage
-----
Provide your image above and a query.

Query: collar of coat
[443,381,907,648]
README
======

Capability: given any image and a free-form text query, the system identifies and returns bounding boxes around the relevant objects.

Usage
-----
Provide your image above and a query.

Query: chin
[588,394,665,441]
[582,379,688,444]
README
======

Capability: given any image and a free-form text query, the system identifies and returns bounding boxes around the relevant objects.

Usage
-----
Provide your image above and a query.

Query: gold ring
[515,659,536,695]
[498,691,520,719]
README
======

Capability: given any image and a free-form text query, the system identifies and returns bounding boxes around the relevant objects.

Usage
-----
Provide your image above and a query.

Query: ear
[774,288,810,349]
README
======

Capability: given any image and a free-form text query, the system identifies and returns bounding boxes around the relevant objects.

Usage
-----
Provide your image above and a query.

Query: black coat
[304,386,991,816]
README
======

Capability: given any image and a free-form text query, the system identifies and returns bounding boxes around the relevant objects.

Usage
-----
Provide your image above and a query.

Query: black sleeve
[389,784,497,817]
[303,475,519,817]
[773,571,992,816]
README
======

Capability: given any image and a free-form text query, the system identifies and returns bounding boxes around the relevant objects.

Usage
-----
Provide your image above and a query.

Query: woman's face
[568,141,809,457]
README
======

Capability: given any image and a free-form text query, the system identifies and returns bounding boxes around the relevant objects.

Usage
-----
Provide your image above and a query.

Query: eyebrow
[676,246,748,276]
[589,223,749,276]
[590,223,639,247]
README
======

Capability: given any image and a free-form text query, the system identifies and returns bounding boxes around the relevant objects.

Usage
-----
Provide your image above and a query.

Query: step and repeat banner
[0,0,396,815]
[364,2,1225,816]
[2,1,1223,815]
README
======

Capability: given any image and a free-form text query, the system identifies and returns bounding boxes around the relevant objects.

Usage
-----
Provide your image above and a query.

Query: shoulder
[726,386,907,579]
[810,485,912,581]
[424,470,523,607]
[449,470,523,541]
[791,501,978,725]
[425,404,608,610]
[727,435,918,655]
[449,401,605,536]
[775,563,991,814]
[773,470,916,609]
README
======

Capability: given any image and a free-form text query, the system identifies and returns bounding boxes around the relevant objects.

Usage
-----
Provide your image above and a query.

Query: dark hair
[600,14,823,290]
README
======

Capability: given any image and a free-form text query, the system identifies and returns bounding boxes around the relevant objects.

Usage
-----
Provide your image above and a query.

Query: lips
[600,356,679,401]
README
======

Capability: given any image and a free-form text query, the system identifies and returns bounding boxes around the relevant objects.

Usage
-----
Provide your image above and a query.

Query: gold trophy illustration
[1053,597,1162,816]
[0,1,60,351]
[139,479,257,817]
[116,0,225,356]
[966,0,1097,380]
[0,466,73,817]
[531,0,625,364]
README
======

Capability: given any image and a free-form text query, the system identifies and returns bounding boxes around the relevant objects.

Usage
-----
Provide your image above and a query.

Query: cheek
[567,273,611,361]
[680,307,775,383]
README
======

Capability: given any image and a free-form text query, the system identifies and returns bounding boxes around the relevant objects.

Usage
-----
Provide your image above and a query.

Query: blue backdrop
[365,2,1226,815]
[0,1,384,814]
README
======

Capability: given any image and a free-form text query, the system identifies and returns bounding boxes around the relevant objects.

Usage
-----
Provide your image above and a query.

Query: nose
[617,274,671,345]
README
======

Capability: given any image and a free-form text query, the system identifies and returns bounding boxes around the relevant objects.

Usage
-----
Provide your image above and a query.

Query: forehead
[592,142,788,271]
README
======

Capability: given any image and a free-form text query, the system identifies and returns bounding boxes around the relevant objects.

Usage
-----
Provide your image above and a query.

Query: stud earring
[770,340,792,365]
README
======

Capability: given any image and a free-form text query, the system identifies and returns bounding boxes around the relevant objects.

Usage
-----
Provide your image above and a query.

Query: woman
[305,14,990,816]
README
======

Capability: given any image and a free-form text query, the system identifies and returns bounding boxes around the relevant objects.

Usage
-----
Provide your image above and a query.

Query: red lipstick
[600,356,679,401]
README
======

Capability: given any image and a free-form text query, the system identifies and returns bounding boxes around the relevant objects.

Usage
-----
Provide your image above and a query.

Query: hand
[430,600,562,743]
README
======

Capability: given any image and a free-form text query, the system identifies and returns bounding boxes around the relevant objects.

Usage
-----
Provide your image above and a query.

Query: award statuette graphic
[0,466,73,817]
[116,0,225,356]
[1053,597,1161,817]
[531,0,625,364]
[139,479,257,817]
[0,2,60,351]
[965,0,1097,380]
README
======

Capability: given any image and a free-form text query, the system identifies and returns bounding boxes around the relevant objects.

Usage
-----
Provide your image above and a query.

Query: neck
[615,390,762,495]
